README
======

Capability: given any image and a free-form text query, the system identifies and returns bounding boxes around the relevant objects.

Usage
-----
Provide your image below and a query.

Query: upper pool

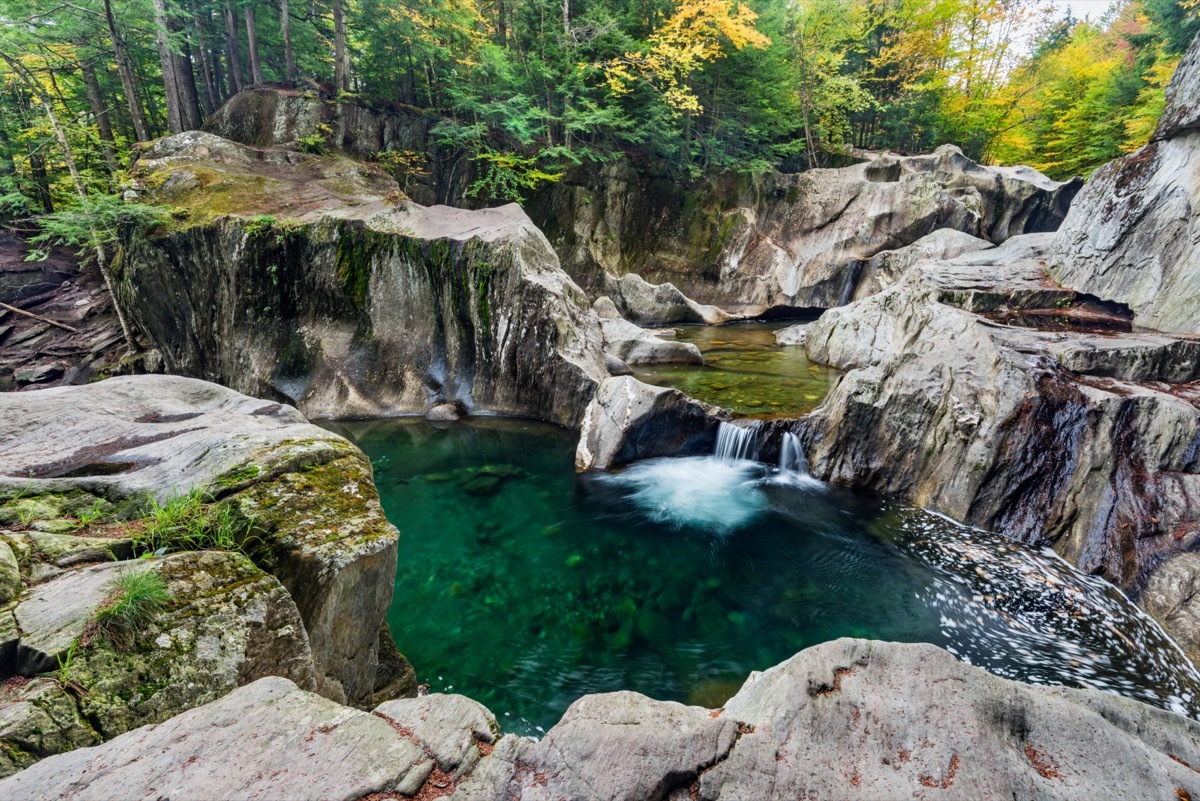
[631,321,837,418]
[322,417,1200,736]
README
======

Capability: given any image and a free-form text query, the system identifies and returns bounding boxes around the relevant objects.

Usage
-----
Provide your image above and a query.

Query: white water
[714,421,761,462]
[598,457,769,536]
[778,431,808,473]
[773,430,822,488]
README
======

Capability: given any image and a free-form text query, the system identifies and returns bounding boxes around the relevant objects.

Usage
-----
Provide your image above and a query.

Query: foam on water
[888,509,1200,716]
[597,456,769,535]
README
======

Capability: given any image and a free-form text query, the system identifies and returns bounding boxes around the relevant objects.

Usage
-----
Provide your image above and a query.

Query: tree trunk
[244,6,263,84]
[280,0,297,83]
[27,150,53,212]
[175,26,205,129]
[103,0,151,141]
[497,0,507,47]
[80,57,119,172]
[192,5,219,113]
[562,0,569,36]
[152,0,184,133]
[334,0,349,92]
[224,3,244,93]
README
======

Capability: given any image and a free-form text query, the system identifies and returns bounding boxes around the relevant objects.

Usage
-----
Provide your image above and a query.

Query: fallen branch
[0,301,78,333]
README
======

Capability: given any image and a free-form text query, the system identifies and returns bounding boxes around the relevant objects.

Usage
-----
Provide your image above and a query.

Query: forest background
[0,0,1196,220]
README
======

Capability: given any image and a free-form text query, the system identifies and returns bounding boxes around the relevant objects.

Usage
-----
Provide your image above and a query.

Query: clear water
[631,321,837,418]
[323,418,1200,736]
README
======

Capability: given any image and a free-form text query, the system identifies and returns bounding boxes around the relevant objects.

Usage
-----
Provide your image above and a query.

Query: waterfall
[714,421,761,462]
[778,431,809,475]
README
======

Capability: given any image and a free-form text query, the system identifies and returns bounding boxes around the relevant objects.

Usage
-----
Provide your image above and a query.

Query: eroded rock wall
[529,147,1079,314]
[800,236,1200,645]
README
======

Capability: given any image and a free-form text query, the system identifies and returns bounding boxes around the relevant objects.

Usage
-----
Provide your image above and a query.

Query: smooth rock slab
[696,638,1200,800]
[0,676,427,801]
[0,375,399,705]
[10,560,125,675]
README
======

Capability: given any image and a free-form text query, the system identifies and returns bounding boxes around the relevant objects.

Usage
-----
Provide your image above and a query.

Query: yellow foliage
[601,0,770,115]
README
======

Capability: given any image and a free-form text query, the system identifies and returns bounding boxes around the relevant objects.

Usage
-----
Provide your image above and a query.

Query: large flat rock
[0,677,427,801]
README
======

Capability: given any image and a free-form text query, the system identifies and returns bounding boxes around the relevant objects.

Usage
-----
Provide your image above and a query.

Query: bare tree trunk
[333,0,349,92]
[497,0,507,46]
[280,0,297,83]
[224,3,244,93]
[244,6,263,84]
[152,0,184,133]
[103,0,150,141]
[80,57,119,172]
[562,0,569,36]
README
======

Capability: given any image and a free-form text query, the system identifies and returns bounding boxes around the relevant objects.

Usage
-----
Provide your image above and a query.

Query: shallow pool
[323,417,1200,735]
[631,321,837,418]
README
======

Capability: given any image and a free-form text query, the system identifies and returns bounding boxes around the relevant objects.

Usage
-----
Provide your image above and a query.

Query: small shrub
[296,122,333,155]
[91,567,171,649]
[135,489,254,555]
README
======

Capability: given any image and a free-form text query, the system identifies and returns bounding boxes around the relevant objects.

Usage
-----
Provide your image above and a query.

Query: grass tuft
[134,488,255,555]
[91,567,172,649]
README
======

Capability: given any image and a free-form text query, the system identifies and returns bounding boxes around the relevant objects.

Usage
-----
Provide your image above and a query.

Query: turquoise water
[323,418,1200,735]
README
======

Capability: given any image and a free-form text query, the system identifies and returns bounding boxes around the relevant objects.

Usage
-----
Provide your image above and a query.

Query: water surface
[631,321,837,417]
[324,418,1200,735]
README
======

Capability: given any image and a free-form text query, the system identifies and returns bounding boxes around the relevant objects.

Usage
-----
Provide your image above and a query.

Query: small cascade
[778,431,809,475]
[837,260,866,306]
[714,421,761,462]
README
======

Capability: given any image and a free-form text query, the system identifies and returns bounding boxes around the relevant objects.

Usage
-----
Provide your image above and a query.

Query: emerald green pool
[323,418,1200,736]
[631,321,836,417]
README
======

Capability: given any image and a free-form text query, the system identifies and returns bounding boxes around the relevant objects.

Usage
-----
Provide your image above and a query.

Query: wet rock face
[530,147,1079,314]
[802,235,1200,601]
[14,640,1198,800]
[119,132,608,428]
[0,375,400,708]
[1050,31,1200,334]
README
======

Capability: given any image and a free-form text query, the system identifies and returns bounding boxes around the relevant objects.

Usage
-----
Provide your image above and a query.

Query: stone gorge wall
[118,132,609,427]
[527,146,1080,314]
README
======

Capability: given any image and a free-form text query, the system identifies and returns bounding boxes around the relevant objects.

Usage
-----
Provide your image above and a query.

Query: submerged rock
[531,148,1079,314]
[118,131,608,428]
[1050,31,1200,334]
[599,316,703,366]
